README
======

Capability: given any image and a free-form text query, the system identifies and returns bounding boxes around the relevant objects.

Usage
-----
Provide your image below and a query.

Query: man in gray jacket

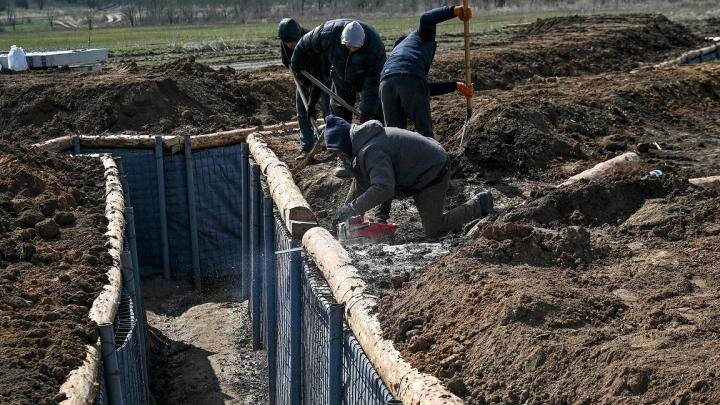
[324,115,493,237]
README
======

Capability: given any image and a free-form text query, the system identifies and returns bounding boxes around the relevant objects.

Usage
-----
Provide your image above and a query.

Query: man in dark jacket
[324,115,493,237]
[380,5,473,139]
[291,19,386,177]
[278,18,330,160]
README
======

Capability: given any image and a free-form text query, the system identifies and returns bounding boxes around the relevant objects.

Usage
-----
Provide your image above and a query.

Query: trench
[54,132,405,405]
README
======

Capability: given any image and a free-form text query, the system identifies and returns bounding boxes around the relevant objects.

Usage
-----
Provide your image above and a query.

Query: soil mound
[0,143,109,404]
[0,59,295,144]
[431,14,704,91]
[439,62,720,178]
[503,175,686,227]
[379,184,720,403]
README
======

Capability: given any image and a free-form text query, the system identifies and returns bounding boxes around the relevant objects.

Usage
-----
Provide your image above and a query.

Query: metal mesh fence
[344,331,397,404]
[261,186,396,404]
[81,144,245,279]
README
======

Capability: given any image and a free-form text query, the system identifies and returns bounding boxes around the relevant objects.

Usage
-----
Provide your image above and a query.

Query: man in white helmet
[291,19,386,178]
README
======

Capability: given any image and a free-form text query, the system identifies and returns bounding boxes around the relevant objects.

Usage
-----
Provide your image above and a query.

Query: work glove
[456,82,474,98]
[453,5,472,21]
[331,204,356,230]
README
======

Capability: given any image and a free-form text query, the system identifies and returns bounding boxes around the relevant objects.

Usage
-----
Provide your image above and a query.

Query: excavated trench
[2,13,719,404]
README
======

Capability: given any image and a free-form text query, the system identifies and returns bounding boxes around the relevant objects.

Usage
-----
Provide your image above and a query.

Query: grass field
[0,10,578,62]
[0,4,716,65]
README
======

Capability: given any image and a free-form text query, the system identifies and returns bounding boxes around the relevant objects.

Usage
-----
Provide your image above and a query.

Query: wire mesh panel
[81,149,163,275]
[192,144,244,277]
[301,263,333,404]
[274,215,296,405]
[344,330,396,404]
[113,292,149,405]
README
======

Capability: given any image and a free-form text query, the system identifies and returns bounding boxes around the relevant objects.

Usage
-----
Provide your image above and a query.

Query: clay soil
[0,144,109,404]
[0,57,296,144]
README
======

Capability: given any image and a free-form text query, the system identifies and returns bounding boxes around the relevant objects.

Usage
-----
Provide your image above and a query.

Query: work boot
[474,191,493,217]
[334,156,352,178]
[295,151,308,161]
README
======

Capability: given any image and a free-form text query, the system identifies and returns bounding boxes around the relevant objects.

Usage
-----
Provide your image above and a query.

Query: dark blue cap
[324,115,352,156]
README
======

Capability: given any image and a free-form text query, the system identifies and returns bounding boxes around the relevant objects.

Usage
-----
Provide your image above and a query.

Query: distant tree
[83,8,94,30]
[15,0,28,9]
[121,2,137,26]
[46,10,55,28]
[37,0,44,9]
[6,6,17,31]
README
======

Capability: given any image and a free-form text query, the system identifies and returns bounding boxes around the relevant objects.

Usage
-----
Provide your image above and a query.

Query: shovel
[292,71,325,173]
[459,0,473,148]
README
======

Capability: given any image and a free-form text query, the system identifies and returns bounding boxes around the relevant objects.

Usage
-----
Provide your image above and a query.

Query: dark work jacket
[291,19,386,117]
[345,120,448,214]
[381,6,456,92]
[280,29,330,100]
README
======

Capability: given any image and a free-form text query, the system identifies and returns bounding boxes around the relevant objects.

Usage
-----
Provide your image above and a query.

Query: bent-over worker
[324,115,493,237]
[291,19,386,177]
[278,18,330,160]
[380,5,473,139]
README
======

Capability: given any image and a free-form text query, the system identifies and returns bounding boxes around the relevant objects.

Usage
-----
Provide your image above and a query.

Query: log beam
[559,152,640,187]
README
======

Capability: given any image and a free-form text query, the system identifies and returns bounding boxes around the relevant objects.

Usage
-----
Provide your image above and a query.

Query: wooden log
[79,134,183,151]
[88,155,125,325]
[58,344,101,405]
[246,133,317,239]
[689,175,720,191]
[302,227,462,405]
[33,135,74,152]
[59,154,125,405]
[559,152,640,187]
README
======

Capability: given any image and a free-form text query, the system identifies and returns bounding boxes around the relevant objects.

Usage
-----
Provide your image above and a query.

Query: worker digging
[324,114,493,238]
[290,17,387,178]
[285,3,488,236]
[277,18,330,162]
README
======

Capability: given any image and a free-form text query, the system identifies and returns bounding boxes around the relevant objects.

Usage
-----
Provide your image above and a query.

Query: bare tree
[6,6,17,32]
[46,10,55,29]
[121,2,138,27]
[83,8,94,30]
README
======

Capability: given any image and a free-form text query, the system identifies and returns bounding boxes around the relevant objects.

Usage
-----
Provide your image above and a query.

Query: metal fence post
[72,136,81,155]
[289,243,302,405]
[328,303,344,405]
[99,324,125,405]
[241,143,250,300]
[154,136,171,280]
[250,163,262,350]
[183,135,201,291]
[263,195,277,404]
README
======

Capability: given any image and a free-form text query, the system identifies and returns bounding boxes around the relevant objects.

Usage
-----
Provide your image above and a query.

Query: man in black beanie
[278,18,330,161]
[324,114,493,237]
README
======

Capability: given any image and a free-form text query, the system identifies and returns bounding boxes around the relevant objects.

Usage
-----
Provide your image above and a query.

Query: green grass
[0,5,712,63]
[0,11,566,58]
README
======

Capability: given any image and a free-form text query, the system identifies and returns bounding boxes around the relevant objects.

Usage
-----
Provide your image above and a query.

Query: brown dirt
[143,277,268,404]
[0,144,109,404]
[431,14,705,91]
[433,62,720,180]
[378,177,720,403]
[0,57,295,144]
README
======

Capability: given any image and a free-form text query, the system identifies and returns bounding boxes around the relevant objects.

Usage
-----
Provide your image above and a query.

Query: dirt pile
[435,62,720,178]
[0,144,109,404]
[379,177,720,403]
[0,58,296,144]
[431,14,704,90]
